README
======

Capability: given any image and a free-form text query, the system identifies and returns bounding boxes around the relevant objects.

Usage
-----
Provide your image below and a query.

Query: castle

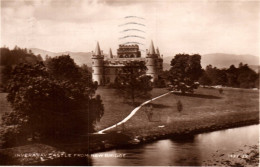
[91,41,163,85]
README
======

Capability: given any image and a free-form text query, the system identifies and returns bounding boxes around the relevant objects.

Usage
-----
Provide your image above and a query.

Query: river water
[91,124,259,166]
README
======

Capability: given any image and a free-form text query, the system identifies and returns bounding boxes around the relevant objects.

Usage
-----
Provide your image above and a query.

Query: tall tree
[45,55,81,82]
[169,54,203,93]
[114,61,153,104]
[198,70,212,86]
[1,62,103,148]
[237,64,258,88]
[205,65,227,86]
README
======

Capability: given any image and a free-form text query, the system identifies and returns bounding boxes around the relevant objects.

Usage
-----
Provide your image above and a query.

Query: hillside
[30,49,259,71]
[30,48,92,67]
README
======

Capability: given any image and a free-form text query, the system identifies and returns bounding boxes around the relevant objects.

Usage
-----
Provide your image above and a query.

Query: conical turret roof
[148,40,156,55]
[156,47,160,55]
[109,48,113,58]
[95,42,101,55]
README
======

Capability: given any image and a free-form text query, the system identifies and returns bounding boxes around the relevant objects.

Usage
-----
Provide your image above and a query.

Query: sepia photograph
[0,0,259,166]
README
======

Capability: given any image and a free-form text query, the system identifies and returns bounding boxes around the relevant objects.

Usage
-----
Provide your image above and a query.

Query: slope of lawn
[110,87,259,137]
[95,87,168,130]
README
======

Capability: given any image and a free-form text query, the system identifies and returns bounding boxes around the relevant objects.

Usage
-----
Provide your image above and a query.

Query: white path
[96,91,173,134]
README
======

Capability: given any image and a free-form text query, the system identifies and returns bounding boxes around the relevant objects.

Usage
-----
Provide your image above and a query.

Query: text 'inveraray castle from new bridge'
[91,41,163,85]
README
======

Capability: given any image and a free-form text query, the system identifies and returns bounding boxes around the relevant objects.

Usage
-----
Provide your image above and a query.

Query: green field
[96,87,259,137]
[95,88,168,130]
[1,87,259,137]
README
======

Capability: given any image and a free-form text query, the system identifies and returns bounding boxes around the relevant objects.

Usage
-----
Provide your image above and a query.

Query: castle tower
[146,40,159,81]
[109,48,113,58]
[156,47,163,72]
[92,42,104,85]
[156,47,160,56]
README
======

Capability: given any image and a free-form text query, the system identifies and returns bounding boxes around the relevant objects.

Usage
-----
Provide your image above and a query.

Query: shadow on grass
[124,101,170,108]
[173,92,221,99]
[149,103,170,109]
[124,101,142,107]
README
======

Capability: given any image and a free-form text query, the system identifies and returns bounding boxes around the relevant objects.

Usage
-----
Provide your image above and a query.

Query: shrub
[177,100,183,112]
[1,61,104,148]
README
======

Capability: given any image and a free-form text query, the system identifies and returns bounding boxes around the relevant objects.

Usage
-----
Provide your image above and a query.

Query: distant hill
[30,49,259,71]
[30,48,92,67]
[163,53,259,70]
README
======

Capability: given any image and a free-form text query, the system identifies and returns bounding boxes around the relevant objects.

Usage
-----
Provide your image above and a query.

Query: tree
[1,62,103,147]
[153,77,166,88]
[176,100,183,112]
[0,47,42,91]
[205,65,227,86]
[1,65,12,90]
[169,54,202,93]
[45,55,81,82]
[198,71,212,86]
[0,47,39,66]
[114,61,153,104]
[218,88,223,94]
[224,63,258,88]
[144,104,154,121]
[226,65,239,87]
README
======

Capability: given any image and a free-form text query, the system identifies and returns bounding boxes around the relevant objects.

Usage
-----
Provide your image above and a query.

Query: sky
[1,0,260,57]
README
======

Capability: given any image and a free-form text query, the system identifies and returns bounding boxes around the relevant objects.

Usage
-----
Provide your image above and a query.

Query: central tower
[117,44,141,58]
[92,42,104,85]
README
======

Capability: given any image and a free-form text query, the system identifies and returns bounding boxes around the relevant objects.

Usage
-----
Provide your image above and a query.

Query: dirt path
[96,91,173,134]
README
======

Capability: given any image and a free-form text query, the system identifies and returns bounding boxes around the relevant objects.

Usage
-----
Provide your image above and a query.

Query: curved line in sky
[119,35,145,40]
[122,42,144,45]
[120,29,145,33]
[119,22,145,27]
[124,16,145,20]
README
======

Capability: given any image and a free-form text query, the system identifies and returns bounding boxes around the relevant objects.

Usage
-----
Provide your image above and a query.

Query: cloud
[1,0,260,57]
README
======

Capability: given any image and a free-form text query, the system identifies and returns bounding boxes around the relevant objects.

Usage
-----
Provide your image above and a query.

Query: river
[91,124,259,166]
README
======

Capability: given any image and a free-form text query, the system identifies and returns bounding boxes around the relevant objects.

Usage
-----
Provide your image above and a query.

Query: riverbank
[202,143,259,166]
[89,119,259,154]
[0,120,258,165]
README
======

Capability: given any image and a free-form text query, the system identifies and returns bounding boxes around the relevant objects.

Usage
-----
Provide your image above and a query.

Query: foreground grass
[1,87,258,136]
[95,87,168,130]
[104,87,259,137]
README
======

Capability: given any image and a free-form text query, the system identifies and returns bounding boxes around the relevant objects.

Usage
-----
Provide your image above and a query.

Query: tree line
[0,46,43,66]
[199,63,259,88]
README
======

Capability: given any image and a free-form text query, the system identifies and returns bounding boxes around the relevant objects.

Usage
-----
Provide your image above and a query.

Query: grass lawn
[101,87,259,137]
[1,87,258,135]
[95,87,168,130]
